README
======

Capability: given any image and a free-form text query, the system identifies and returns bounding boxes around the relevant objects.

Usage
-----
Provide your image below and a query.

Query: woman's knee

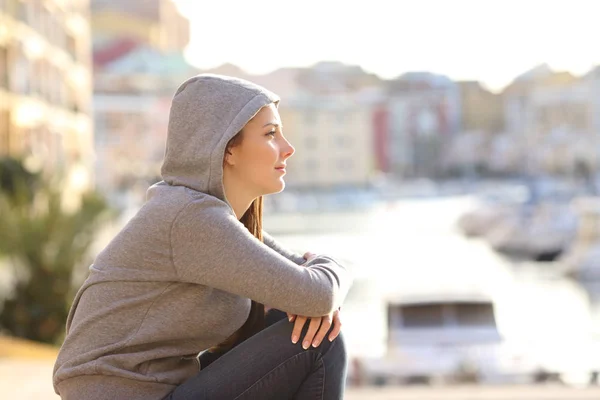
[261,315,346,357]
[321,330,346,357]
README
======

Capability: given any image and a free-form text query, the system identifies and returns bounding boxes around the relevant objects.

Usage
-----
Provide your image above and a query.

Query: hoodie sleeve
[262,230,306,265]
[171,201,353,317]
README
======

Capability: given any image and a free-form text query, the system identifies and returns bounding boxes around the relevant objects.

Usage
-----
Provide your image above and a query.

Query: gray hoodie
[52,74,353,400]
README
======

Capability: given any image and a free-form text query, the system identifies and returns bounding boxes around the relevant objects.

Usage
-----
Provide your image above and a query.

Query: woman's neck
[223,183,254,220]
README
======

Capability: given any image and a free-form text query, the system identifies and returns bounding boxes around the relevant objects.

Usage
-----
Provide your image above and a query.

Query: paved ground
[345,385,600,400]
[0,360,59,399]
[4,359,600,400]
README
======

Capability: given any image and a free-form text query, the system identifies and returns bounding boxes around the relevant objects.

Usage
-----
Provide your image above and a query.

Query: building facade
[279,91,376,190]
[386,72,461,179]
[0,0,93,191]
[91,0,189,52]
[502,65,598,175]
[91,0,194,208]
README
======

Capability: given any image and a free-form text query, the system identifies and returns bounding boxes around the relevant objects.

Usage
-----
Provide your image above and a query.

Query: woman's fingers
[311,312,333,348]
[328,310,342,342]
[287,313,296,322]
[303,252,317,264]
[291,316,308,344]
[301,317,322,349]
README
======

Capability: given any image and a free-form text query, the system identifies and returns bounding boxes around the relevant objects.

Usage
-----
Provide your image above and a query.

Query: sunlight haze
[174,0,599,91]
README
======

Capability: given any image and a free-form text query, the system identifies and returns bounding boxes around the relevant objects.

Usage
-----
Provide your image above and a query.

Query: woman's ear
[224,148,235,167]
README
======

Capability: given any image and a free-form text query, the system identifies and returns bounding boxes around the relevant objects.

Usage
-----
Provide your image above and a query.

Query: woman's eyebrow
[263,122,283,128]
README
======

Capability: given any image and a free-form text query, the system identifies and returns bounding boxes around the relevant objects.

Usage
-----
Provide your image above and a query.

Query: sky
[174,0,600,92]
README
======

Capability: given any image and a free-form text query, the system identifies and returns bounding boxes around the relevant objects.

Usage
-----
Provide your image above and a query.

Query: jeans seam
[318,357,325,399]
[233,350,319,400]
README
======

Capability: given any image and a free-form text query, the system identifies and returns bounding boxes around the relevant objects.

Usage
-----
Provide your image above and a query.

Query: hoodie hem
[56,375,176,400]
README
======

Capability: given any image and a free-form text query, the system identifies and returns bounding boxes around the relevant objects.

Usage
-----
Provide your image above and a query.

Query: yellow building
[457,81,504,134]
[0,0,93,190]
[279,92,375,190]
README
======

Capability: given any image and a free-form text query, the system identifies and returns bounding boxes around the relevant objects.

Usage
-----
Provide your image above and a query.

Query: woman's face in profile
[224,104,295,196]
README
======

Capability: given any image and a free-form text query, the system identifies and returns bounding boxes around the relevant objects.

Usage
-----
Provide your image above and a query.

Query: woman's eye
[267,130,276,137]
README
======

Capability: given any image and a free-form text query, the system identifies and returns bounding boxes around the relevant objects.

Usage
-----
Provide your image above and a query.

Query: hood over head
[160,74,279,202]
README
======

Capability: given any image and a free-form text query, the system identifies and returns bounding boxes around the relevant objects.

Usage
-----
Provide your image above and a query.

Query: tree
[0,157,114,344]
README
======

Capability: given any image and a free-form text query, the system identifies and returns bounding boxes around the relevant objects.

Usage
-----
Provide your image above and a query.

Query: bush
[0,157,114,344]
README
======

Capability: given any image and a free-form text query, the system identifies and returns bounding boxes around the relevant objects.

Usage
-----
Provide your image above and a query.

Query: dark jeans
[164,310,347,399]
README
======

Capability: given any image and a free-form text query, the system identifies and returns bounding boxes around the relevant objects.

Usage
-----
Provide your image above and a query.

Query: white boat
[357,292,538,385]
[353,262,597,387]
[559,197,600,280]
[485,201,577,261]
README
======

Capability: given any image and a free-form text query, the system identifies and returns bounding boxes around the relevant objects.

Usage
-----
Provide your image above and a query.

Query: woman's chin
[265,179,285,195]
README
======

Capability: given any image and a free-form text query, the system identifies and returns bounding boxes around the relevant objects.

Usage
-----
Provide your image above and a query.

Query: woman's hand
[288,309,342,349]
[287,251,342,349]
[302,251,317,265]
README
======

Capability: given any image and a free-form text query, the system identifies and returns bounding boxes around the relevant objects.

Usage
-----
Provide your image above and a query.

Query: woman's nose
[281,139,295,159]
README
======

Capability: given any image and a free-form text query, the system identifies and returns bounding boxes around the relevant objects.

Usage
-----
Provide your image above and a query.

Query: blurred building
[372,99,390,174]
[442,81,504,177]
[91,0,188,52]
[386,72,461,179]
[457,81,504,134]
[93,47,198,208]
[294,61,382,95]
[0,0,93,191]
[279,91,376,190]
[587,66,600,136]
[503,64,598,175]
[91,0,195,209]
[202,63,305,100]
[277,62,382,190]
[201,62,383,191]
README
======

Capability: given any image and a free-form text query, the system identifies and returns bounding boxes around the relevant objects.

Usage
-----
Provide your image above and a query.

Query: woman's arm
[171,201,353,317]
[262,230,305,265]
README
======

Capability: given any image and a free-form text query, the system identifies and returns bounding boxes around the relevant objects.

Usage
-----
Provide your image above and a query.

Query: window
[335,135,351,148]
[337,158,353,171]
[66,33,76,60]
[105,112,124,132]
[0,110,9,154]
[0,47,7,88]
[52,14,66,48]
[17,0,28,22]
[455,303,496,327]
[13,47,31,95]
[64,85,77,111]
[49,66,59,103]
[58,78,67,107]
[42,61,53,102]
[305,136,317,149]
[39,4,50,40]
[30,0,41,33]
[306,158,318,171]
[401,304,444,328]
[304,109,316,125]
[32,60,43,96]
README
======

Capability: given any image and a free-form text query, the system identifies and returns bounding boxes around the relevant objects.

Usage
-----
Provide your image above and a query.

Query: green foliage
[0,157,114,344]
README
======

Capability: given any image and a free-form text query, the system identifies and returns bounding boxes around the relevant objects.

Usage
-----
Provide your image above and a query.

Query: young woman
[53,74,353,399]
